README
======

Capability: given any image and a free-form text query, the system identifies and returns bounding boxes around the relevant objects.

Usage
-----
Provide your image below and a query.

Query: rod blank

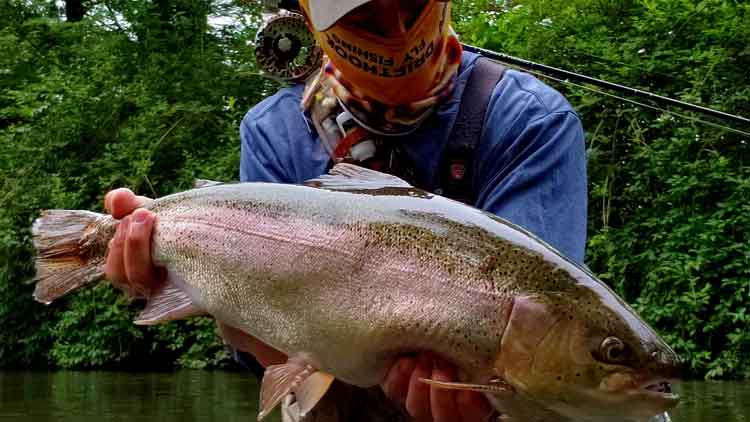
[463,44,750,127]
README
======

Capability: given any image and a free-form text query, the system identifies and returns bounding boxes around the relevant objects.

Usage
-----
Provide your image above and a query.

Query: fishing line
[497,60,750,138]
[552,47,680,83]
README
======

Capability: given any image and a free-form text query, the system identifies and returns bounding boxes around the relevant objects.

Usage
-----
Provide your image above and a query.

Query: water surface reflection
[670,380,749,422]
[1,371,748,421]
[0,371,266,422]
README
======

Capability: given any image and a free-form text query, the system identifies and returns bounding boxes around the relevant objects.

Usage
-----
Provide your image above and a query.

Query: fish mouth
[637,379,680,404]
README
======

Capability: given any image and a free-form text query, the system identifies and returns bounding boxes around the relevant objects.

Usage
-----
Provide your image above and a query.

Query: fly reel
[255,11,323,83]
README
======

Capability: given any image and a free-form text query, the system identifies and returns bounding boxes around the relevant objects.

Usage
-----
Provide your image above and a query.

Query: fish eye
[600,337,627,363]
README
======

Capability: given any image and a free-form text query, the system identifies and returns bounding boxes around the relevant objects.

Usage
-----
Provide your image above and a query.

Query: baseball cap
[304,0,373,30]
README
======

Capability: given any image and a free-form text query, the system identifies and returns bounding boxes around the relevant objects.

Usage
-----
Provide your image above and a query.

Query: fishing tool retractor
[255,0,322,83]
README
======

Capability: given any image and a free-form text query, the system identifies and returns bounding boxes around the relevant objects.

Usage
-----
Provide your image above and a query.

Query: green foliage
[455,0,749,379]
[49,285,144,367]
[0,0,275,370]
[151,317,231,369]
[1,0,748,379]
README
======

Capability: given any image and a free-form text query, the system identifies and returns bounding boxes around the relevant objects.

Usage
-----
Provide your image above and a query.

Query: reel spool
[254,11,323,83]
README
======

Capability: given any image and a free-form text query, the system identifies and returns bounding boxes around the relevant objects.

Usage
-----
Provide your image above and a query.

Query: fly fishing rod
[462,44,750,128]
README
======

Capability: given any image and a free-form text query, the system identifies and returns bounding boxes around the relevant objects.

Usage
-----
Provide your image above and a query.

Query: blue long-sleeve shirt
[239,51,588,263]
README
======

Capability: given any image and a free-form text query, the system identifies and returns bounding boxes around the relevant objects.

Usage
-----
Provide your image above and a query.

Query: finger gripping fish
[31,164,681,422]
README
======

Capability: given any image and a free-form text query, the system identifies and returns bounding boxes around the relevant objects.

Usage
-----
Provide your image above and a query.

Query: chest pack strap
[436,57,506,204]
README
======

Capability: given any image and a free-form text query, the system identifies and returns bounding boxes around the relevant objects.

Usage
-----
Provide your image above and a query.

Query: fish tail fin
[32,210,116,304]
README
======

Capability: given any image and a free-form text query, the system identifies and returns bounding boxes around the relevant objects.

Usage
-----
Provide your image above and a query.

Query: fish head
[493,292,681,421]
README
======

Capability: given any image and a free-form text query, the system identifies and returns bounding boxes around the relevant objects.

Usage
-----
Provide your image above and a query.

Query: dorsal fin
[304,163,413,191]
[193,179,226,189]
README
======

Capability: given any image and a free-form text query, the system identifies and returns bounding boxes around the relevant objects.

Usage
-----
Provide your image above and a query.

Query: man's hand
[381,354,494,422]
[103,188,162,295]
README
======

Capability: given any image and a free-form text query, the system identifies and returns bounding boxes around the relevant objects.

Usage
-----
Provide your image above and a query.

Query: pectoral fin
[134,276,206,325]
[258,358,335,421]
[419,378,514,394]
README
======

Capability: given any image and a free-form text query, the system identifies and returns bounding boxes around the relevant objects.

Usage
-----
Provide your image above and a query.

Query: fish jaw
[544,380,680,422]
[594,370,681,418]
[483,375,680,422]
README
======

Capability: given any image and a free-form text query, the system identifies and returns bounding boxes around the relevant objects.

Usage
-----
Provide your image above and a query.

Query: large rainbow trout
[32,164,681,421]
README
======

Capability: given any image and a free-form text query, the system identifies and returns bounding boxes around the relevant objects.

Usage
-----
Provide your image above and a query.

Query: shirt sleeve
[476,109,588,264]
[239,86,329,184]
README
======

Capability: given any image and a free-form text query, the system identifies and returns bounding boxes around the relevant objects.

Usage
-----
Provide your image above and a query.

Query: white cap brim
[307,0,372,30]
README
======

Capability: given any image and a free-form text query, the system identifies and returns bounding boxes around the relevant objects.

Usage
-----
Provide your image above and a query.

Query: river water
[0,371,747,421]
